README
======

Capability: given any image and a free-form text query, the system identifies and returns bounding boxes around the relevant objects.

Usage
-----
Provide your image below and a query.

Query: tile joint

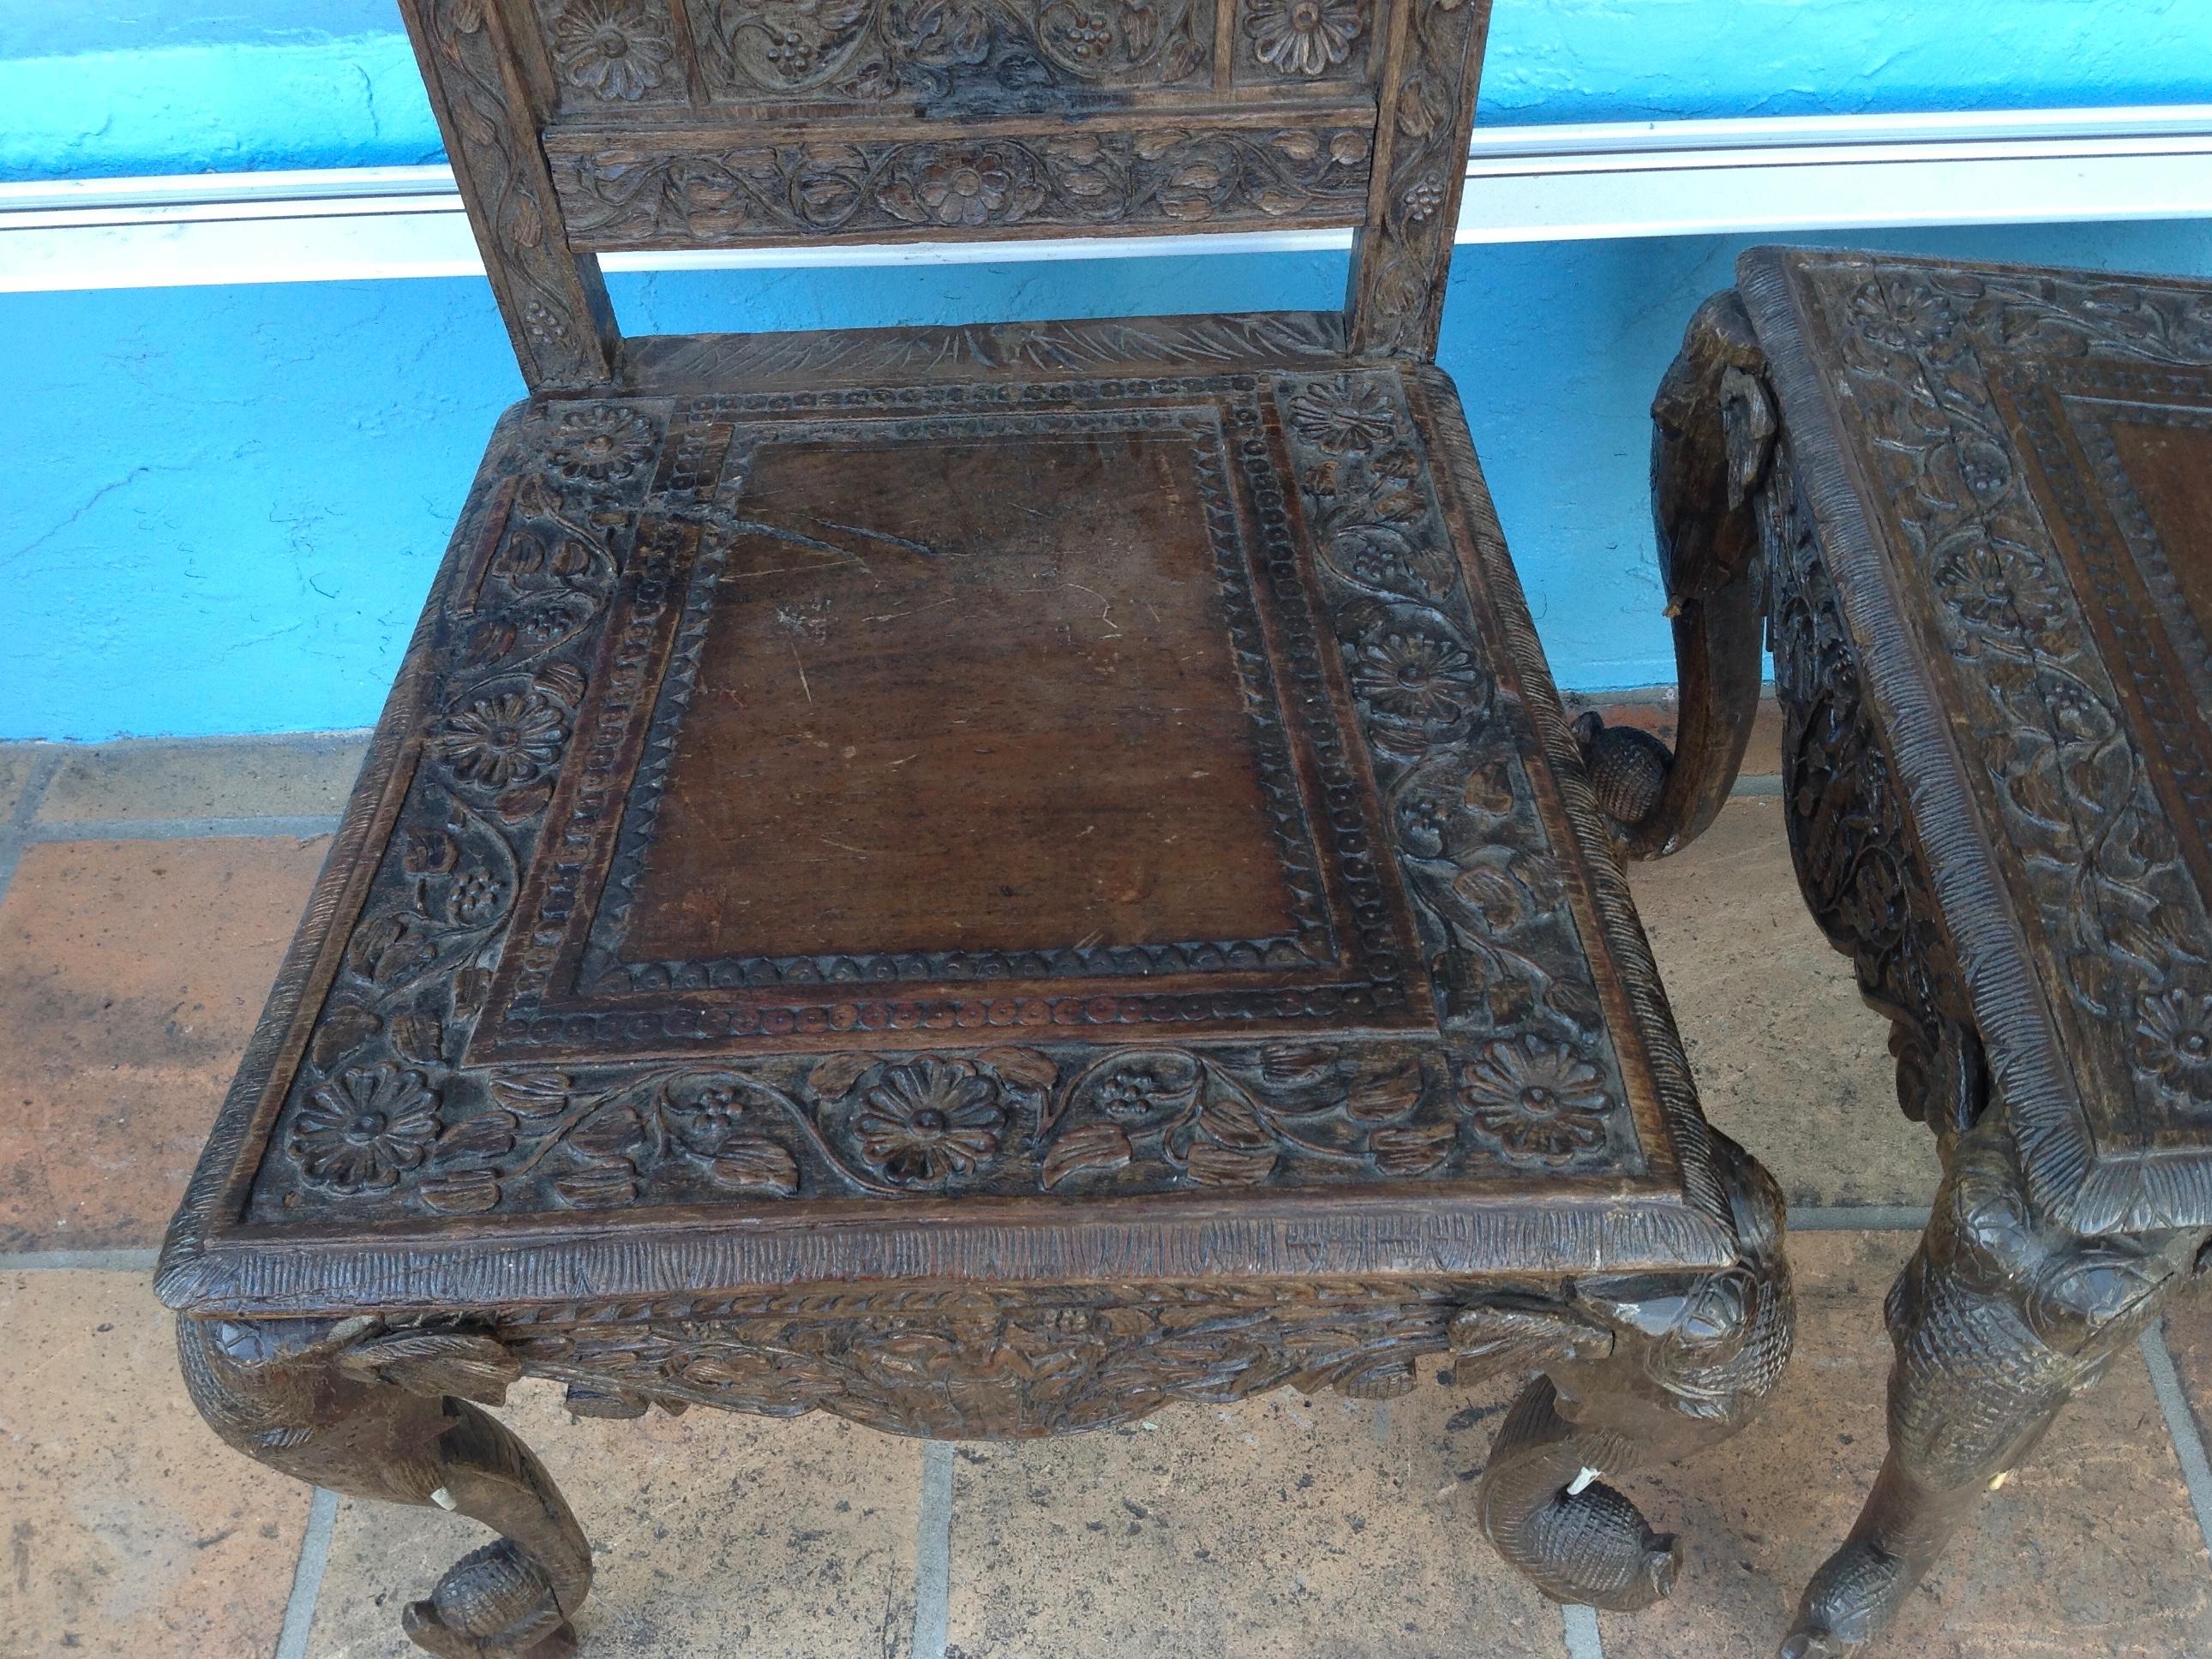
[1789,1205,1932,1233]
[1562,1602,1605,1659]
[0,748,63,912]
[0,1247,162,1273]
[274,1487,341,1659]
[913,1440,954,1659]
[23,813,343,843]
[2143,1323,2212,1562]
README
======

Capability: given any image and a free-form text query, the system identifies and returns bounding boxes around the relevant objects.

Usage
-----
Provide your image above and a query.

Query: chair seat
[158,314,1735,1422]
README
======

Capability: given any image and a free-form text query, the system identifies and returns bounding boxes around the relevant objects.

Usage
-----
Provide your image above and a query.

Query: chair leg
[179,1315,591,1658]
[1479,1132,1796,1608]
[1781,1123,2203,1657]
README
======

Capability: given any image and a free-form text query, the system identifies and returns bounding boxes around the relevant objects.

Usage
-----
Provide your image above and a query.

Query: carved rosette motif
[673,0,1214,102]
[1795,258,2212,1225]
[548,0,681,102]
[548,125,1374,249]
[1243,0,1367,80]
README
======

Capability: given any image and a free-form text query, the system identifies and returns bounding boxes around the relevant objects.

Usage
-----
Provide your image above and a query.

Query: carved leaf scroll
[547,125,1374,249]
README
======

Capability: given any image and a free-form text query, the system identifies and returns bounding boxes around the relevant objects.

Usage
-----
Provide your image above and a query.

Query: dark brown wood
[162,9,1790,1652]
[1644,249,2212,1657]
[396,0,1495,386]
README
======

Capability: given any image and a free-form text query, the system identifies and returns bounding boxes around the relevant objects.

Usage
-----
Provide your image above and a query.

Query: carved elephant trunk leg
[1782,1124,2205,1657]
[1470,1133,1795,1612]
[178,1316,592,1659]
[1480,1375,1681,1608]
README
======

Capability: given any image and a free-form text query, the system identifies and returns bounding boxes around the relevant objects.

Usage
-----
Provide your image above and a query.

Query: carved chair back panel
[514,0,1392,253]
[401,0,1488,384]
[529,0,1382,116]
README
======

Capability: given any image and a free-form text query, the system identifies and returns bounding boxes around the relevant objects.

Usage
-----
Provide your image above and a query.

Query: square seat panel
[159,315,1736,1321]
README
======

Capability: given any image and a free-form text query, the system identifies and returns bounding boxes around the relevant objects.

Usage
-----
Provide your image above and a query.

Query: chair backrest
[400,0,1495,389]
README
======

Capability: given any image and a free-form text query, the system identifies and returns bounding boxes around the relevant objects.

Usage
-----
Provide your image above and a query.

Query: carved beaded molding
[244,367,1652,1227]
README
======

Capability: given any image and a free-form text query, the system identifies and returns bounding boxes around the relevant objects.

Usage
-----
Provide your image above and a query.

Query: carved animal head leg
[1472,1132,1795,1610]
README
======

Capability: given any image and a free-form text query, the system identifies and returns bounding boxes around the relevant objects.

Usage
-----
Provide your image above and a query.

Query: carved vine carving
[1759,441,1975,1136]
[1346,0,1484,358]
[675,0,1214,101]
[407,0,614,387]
[1275,372,1629,1161]
[548,125,1374,249]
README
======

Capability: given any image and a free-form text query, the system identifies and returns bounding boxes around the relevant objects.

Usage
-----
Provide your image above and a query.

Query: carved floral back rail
[400,0,1490,385]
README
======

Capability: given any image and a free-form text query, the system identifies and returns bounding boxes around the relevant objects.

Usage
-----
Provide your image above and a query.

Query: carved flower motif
[1932,540,2015,626]
[1398,794,1452,858]
[1287,378,1395,453]
[1244,0,1362,76]
[2041,678,2111,745]
[1460,1036,1613,1163]
[2134,989,2212,1099]
[547,406,656,481]
[554,0,675,101]
[432,691,567,788]
[292,1063,441,1191]
[917,153,1017,226]
[1852,273,1959,354]
[854,1059,1004,1183]
[1350,631,1482,727]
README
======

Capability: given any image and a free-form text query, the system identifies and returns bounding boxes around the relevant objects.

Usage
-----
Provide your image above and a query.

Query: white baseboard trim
[5,105,2210,295]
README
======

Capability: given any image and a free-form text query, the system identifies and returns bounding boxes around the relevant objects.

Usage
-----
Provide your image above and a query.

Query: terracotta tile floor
[3,729,2209,1659]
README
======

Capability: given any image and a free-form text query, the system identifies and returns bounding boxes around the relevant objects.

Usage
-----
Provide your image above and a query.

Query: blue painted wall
[13,219,2212,741]
[6,2,2212,739]
[6,0,2212,179]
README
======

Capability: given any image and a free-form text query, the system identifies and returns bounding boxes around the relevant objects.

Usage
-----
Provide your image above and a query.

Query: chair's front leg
[178,1315,592,1658]
[1576,290,1775,855]
[1782,1123,2204,1657]
[1478,1132,1796,1608]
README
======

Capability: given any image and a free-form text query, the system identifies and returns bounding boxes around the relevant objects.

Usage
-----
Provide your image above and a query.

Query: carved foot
[179,1317,591,1658]
[1780,1123,2204,1657]
[1481,1372,1682,1608]
[1466,1133,1795,1609]
[1571,711,1675,839]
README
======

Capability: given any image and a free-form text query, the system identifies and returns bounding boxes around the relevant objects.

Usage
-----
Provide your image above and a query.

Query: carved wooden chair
[1598,249,2212,1656]
[159,3,1795,1651]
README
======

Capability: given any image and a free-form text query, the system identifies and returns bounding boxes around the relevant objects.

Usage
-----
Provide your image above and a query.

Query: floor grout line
[0,1247,162,1273]
[2143,1323,2212,1562]
[0,749,65,911]
[1790,1205,1932,1232]
[273,1487,340,1659]
[911,1441,954,1659]
[22,813,342,843]
[1561,1602,1605,1659]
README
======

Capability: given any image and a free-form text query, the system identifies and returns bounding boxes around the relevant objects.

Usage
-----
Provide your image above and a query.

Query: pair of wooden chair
[158,0,2212,1652]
